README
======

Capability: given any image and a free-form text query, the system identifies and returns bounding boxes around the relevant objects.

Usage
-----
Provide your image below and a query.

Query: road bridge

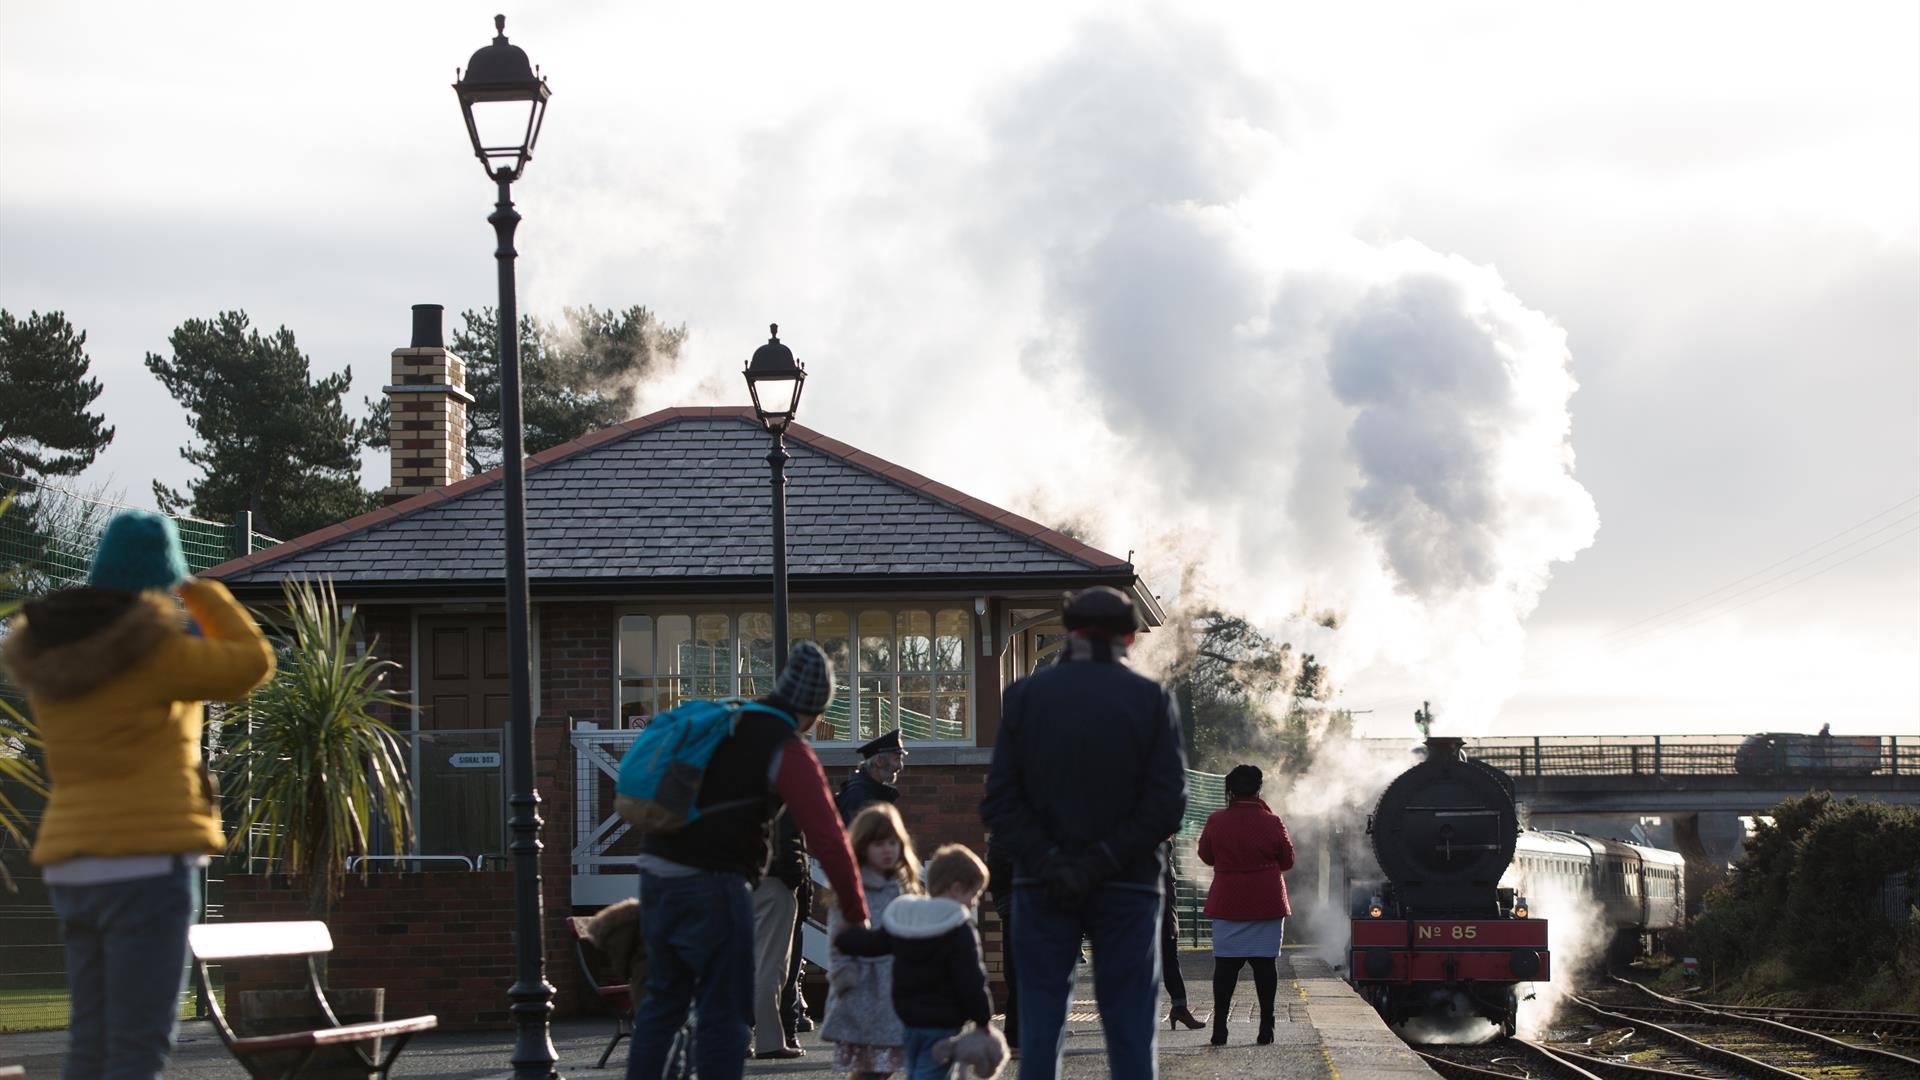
[1449,734,1919,867]
[1453,733,1919,815]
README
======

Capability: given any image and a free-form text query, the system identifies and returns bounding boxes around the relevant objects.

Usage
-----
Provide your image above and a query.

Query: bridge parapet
[1363,734,1915,779]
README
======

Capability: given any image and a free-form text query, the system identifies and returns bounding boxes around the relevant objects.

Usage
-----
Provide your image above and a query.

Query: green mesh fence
[0,479,276,1031]
[1173,767,1228,948]
[0,477,278,599]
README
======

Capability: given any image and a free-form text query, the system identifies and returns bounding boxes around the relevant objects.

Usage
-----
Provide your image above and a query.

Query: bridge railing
[1434,734,1914,778]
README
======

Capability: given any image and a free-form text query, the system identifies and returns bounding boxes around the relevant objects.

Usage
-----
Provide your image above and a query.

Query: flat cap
[1061,585,1140,636]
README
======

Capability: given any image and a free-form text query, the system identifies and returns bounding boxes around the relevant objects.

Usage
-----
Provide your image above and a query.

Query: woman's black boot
[1210,957,1240,1046]
[1257,1014,1275,1044]
[1168,1005,1205,1030]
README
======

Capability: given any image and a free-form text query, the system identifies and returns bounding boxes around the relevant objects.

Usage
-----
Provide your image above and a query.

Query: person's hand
[1040,848,1112,911]
[1040,857,1092,910]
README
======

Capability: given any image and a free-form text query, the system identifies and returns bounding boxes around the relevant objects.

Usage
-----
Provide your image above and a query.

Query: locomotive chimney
[1425,736,1466,763]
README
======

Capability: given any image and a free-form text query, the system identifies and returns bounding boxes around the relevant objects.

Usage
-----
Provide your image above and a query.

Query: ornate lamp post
[744,325,807,676]
[453,16,559,1080]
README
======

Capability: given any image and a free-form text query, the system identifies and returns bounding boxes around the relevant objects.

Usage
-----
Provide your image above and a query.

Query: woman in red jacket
[1197,764,1294,1047]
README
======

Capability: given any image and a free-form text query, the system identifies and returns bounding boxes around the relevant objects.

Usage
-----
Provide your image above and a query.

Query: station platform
[0,951,1433,1078]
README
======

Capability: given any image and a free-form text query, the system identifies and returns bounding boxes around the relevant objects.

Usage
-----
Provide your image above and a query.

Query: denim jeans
[625,869,755,1080]
[903,1024,962,1080]
[48,861,199,1080]
[1014,884,1161,1080]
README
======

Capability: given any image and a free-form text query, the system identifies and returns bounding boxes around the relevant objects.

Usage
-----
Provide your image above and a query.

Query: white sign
[448,752,501,769]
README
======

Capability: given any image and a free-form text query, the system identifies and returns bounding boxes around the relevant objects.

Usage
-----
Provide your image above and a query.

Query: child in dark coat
[835,844,997,1080]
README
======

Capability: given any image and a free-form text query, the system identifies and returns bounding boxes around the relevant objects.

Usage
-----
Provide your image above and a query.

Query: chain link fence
[0,479,277,1032]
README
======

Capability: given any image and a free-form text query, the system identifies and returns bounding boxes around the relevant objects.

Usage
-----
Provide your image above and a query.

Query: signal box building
[203,313,1162,1025]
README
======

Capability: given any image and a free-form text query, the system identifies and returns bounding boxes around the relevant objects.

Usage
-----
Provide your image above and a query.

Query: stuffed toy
[931,1022,1009,1079]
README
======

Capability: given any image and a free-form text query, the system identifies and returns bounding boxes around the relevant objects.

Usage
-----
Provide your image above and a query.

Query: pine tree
[146,310,376,538]
[364,304,687,472]
[0,310,115,486]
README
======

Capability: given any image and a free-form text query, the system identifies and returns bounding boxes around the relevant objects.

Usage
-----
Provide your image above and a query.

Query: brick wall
[223,872,529,1029]
[538,602,614,727]
[358,605,412,731]
[825,762,1015,998]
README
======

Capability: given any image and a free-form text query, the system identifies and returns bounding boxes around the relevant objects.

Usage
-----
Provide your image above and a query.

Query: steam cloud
[594,11,1598,730]
[977,15,1600,729]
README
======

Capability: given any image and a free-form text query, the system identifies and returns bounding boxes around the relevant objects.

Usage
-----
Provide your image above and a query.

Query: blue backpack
[614,698,796,835]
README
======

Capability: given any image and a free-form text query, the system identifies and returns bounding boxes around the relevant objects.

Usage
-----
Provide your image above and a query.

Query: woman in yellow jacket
[1,511,273,1080]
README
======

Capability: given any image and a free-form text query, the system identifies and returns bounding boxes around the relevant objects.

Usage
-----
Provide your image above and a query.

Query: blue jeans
[625,870,755,1080]
[1014,884,1161,1080]
[903,1024,962,1079]
[48,861,199,1080]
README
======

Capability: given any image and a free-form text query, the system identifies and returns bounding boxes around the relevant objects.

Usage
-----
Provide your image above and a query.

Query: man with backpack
[622,642,870,1080]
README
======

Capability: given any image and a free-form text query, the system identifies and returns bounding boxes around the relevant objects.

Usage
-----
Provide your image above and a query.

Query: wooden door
[419,616,512,730]
[415,615,510,857]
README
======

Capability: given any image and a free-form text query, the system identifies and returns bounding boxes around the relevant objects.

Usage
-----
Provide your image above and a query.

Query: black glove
[1040,848,1114,911]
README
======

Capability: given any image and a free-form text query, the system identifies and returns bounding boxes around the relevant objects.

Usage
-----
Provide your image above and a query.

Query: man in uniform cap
[982,585,1188,1080]
[835,727,907,824]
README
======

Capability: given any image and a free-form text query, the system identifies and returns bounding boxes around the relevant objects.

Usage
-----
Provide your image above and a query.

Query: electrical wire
[1602,492,1920,643]
[1612,522,1920,653]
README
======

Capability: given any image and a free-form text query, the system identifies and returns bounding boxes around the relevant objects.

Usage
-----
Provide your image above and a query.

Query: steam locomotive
[1349,736,1686,1035]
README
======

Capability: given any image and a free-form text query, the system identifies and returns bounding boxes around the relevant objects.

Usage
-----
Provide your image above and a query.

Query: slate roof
[207,407,1129,595]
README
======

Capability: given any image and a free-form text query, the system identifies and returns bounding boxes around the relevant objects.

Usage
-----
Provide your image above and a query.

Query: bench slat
[227,1016,438,1053]
[190,921,333,960]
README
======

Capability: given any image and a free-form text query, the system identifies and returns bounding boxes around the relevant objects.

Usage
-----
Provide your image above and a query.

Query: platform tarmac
[0,950,1433,1078]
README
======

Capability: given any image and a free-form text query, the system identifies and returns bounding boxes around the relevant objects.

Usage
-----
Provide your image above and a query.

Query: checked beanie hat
[87,510,190,594]
[774,640,835,715]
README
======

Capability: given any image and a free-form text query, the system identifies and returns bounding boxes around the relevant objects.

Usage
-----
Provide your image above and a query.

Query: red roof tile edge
[202,405,1128,579]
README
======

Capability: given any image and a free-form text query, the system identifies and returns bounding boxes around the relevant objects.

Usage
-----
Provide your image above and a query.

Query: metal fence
[1429,734,1918,778]
[0,481,278,1032]
[0,476,278,597]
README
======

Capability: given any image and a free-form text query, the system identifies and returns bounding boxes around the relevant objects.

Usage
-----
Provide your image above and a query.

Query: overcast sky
[3,2,1915,737]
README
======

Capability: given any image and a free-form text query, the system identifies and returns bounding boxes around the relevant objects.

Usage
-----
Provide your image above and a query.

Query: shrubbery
[1693,792,1919,1004]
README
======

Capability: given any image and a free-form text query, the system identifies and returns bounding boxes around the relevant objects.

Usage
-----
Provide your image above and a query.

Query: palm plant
[222,576,414,921]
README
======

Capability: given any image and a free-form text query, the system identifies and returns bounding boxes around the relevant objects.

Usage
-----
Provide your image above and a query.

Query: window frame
[613,602,978,747]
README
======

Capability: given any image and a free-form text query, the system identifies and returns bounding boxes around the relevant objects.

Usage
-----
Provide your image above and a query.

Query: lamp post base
[509,976,562,1080]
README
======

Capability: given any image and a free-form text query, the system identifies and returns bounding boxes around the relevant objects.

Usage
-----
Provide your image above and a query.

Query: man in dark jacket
[773,812,813,1041]
[981,586,1188,1080]
[835,728,906,823]
[984,833,1018,1049]
[628,643,870,1080]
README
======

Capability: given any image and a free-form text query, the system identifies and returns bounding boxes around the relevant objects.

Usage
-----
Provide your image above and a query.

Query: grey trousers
[750,877,799,1053]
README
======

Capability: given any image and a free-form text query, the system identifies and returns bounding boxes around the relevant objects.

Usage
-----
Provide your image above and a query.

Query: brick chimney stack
[384,304,475,503]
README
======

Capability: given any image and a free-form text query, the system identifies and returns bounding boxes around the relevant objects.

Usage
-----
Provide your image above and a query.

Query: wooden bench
[189,921,437,1080]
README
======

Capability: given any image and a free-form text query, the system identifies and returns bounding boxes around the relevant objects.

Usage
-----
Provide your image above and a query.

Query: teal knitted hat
[87,510,189,593]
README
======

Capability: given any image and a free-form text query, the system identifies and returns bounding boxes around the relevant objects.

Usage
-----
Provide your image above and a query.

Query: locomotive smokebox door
[1370,736,1520,915]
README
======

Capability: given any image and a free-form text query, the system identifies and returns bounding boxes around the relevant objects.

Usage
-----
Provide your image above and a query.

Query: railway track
[1553,977,1920,1078]
[1416,1038,1720,1079]
[1701,1005,1920,1048]
[1410,977,1920,1078]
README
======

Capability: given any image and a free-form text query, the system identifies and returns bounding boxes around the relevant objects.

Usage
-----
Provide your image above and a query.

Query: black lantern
[745,324,806,677]
[454,15,551,180]
[744,323,807,435]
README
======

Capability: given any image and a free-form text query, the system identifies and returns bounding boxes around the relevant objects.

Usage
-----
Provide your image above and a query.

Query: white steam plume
[551,11,1599,730]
